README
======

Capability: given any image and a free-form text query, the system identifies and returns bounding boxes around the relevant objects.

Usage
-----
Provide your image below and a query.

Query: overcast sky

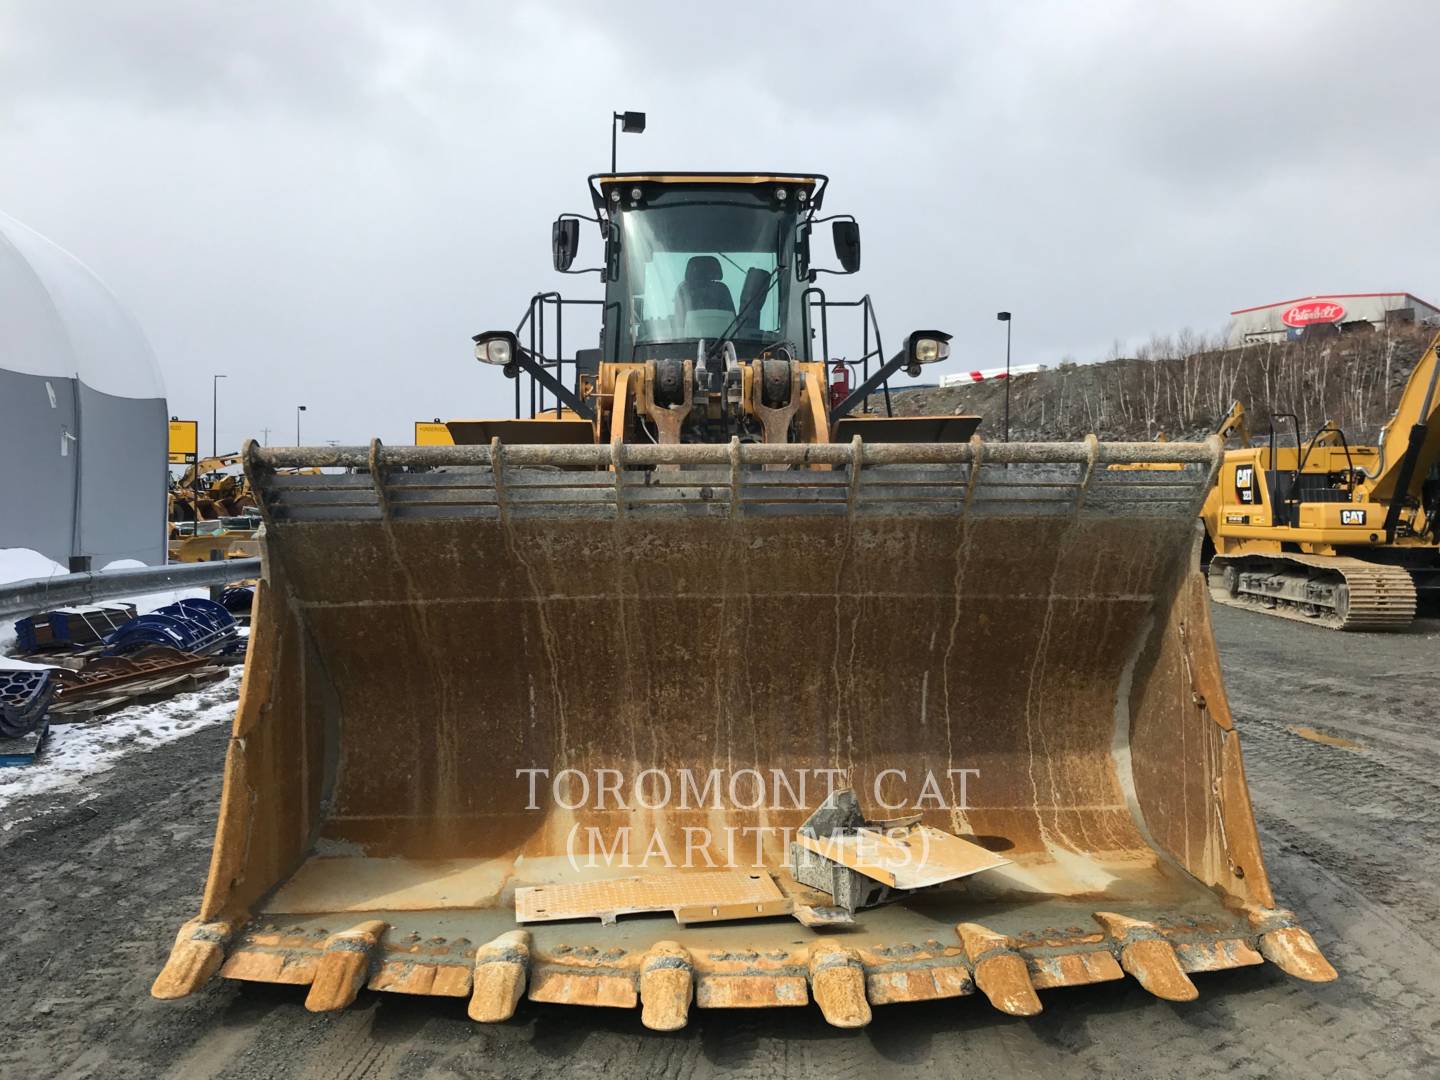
[3,1,1437,450]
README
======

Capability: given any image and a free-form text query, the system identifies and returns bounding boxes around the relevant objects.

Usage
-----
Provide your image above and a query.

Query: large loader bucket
[155,437,1334,1028]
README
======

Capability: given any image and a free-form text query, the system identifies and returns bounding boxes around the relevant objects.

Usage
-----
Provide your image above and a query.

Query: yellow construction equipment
[156,171,1333,1028]
[168,455,256,522]
[1202,331,1440,629]
[167,516,263,563]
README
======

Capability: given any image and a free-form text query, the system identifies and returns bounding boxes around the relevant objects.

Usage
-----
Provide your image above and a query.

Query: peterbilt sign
[1282,301,1346,328]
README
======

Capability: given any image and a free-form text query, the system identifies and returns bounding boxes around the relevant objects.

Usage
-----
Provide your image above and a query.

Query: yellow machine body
[156,173,1333,1029]
[1200,332,1440,628]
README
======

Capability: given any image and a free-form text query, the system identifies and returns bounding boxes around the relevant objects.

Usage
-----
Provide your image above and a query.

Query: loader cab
[587,175,821,362]
[465,168,972,444]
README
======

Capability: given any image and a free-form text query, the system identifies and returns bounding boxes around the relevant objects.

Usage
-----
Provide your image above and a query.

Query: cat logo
[1341,509,1367,526]
[1225,514,1249,525]
[1234,464,1255,504]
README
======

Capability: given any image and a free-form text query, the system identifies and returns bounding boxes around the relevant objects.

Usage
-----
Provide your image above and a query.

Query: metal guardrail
[0,559,261,622]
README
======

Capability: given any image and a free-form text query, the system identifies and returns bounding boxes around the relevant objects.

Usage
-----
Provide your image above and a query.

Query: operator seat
[676,255,735,318]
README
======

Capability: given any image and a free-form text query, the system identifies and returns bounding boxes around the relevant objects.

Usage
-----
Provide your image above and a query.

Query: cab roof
[589,172,827,212]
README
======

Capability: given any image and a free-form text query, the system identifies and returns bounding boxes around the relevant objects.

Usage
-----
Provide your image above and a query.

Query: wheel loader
[1202,330,1440,629]
[156,170,1333,1030]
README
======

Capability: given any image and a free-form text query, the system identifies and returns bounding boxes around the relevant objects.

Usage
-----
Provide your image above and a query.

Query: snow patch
[0,668,240,819]
[0,548,68,586]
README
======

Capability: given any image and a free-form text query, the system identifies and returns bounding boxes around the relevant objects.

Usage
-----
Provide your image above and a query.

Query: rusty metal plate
[795,826,1009,890]
[516,871,789,926]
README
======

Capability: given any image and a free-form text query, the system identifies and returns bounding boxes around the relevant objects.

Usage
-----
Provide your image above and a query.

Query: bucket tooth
[304,920,388,1012]
[468,930,532,1023]
[955,923,1042,1016]
[1241,906,1338,983]
[808,942,871,1028]
[1258,927,1338,983]
[640,941,694,1031]
[1093,912,1197,1002]
[151,917,235,1000]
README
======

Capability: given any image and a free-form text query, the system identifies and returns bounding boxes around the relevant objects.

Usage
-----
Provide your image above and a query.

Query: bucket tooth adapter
[157,170,1334,1028]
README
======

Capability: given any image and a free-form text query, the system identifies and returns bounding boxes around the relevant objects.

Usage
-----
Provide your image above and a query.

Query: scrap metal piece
[772,872,855,927]
[469,930,531,1022]
[1093,912,1198,1002]
[795,826,1008,890]
[515,871,790,926]
[791,789,1008,912]
[304,920,389,1012]
[956,922,1042,1016]
[790,789,894,912]
[640,941,694,1031]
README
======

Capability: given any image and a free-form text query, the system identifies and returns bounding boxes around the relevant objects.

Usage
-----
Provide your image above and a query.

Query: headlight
[472,331,518,366]
[912,337,949,364]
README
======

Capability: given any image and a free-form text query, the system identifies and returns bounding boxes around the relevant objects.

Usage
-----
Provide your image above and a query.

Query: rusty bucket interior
[154,438,1334,1028]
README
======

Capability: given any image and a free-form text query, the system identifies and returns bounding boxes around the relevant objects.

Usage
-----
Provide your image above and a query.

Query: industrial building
[1228,292,1440,344]
[0,212,168,570]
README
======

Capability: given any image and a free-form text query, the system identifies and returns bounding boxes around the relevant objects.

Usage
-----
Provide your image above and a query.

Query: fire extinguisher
[829,359,851,410]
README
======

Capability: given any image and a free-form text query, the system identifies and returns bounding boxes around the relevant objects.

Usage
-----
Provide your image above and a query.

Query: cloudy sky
[3,1,1436,449]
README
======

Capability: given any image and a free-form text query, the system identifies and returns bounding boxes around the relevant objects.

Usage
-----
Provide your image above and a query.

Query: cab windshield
[611,196,800,360]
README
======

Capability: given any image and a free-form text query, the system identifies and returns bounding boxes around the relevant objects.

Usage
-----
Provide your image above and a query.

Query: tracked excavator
[156,171,1333,1030]
[1203,331,1440,629]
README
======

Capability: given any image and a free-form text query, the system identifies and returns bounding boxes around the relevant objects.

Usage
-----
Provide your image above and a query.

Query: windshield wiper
[705,266,781,363]
[704,223,785,363]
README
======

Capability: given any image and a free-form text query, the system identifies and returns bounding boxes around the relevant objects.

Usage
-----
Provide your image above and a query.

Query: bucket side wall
[199,566,329,920]
[1126,533,1274,908]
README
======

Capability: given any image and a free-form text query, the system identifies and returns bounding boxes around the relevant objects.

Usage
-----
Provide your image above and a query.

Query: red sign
[1282,301,1345,328]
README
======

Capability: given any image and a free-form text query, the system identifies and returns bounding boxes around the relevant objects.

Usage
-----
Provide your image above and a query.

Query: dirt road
[2,606,1437,1079]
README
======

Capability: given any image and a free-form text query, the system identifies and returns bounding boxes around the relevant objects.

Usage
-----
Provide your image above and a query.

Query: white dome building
[0,211,168,569]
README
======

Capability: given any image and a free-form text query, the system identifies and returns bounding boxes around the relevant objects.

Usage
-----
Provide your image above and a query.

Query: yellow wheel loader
[1201,331,1440,629]
[156,171,1333,1029]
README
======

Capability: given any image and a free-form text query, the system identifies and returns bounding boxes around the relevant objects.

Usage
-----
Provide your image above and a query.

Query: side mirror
[552,217,580,273]
[473,330,520,367]
[832,220,861,274]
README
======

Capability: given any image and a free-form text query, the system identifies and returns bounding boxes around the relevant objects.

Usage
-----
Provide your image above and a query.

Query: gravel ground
[2,605,1437,1079]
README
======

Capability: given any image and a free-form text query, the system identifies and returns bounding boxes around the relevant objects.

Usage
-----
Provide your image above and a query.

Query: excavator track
[1209,553,1417,630]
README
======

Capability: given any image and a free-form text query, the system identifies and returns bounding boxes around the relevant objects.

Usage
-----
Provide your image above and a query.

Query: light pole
[212,374,227,457]
[610,110,646,172]
[996,312,1012,441]
[296,404,307,446]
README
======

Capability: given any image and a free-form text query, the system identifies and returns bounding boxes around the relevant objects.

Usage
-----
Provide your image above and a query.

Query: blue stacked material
[12,603,136,652]
[104,598,241,657]
[50,603,135,644]
[0,668,56,738]
[219,586,256,614]
[13,615,46,652]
